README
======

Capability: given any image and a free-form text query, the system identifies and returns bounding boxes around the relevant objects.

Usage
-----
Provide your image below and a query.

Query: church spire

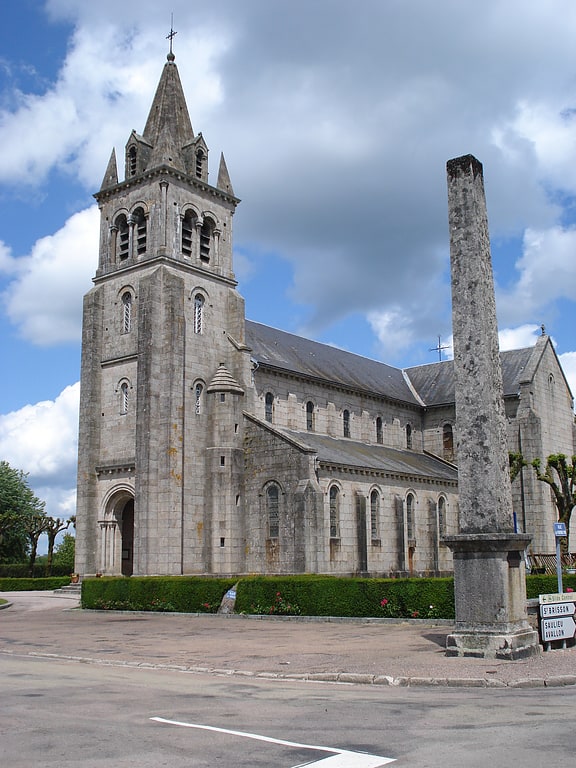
[142,53,195,153]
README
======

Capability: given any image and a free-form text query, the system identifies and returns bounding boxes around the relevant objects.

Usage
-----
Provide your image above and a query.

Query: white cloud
[498,227,576,326]
[498,324,542,351]
[0,382,79,486]
[1,206,98,344]
[558,351,576,403]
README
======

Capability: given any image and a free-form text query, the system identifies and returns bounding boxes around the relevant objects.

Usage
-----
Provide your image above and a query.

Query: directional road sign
[540,602,576,618]
[541,616,576,642]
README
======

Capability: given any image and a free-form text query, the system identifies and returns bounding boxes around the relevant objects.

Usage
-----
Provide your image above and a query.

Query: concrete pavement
[1,590,575,688]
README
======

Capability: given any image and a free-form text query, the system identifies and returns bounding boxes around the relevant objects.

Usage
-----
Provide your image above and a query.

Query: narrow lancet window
[265,392,274,423]
[267,484,280,538]
[306,401,314,431]
[329,486,340,539]
[343,409,350,438]
[121,292,132,333]
[193,294,204,334]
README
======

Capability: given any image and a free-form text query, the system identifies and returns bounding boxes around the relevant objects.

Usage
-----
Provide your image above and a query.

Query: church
[74,53,575,579]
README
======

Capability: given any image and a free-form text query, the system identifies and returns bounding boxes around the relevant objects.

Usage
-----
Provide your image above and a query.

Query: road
[1,653,575,767]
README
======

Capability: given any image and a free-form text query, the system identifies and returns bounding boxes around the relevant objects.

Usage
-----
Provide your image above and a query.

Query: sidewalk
[1,591,575,688]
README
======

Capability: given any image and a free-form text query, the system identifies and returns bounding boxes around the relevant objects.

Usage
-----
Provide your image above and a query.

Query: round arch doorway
[120,498,134,576]
[100,490,134,576]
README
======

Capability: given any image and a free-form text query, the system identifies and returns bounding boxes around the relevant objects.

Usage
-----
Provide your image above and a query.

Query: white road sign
[541,616,576,642]
[540,602,576,618]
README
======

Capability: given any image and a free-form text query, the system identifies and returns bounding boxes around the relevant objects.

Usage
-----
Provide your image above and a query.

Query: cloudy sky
[1,0,576,532]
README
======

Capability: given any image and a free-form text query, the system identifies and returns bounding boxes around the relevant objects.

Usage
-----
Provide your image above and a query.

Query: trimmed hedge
[81,576,236,613]
[526,573,576,598]
[79,573,576,618]
[0,577,71,591]
[0,563,72,578]
[235,575,455,619]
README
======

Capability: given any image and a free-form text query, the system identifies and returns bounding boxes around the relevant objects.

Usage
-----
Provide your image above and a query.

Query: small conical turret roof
[206,364,245,394]
[142,53,194,157]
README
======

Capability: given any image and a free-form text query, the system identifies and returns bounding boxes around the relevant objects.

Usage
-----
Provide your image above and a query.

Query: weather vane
[430,335,450,362]
[167,13,177,55]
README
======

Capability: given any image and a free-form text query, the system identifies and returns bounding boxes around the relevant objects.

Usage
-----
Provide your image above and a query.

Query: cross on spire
[430,335,450,362]
[167,15,177,56]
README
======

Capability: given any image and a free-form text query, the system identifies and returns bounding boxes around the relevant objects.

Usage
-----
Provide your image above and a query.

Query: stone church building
[74,54,575,579]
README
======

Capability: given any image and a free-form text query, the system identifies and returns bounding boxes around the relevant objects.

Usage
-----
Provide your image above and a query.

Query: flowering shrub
[251,591,301,616]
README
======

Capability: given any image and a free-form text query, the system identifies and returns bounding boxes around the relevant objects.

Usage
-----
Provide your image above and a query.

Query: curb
[2,649,575,689]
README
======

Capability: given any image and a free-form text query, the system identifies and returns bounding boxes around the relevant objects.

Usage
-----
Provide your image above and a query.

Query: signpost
[554,522,567,593]
[539,592,576,649]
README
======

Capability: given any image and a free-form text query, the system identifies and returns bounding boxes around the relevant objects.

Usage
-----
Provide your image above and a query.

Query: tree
[531,454,576,552]
[53,533,76,573]
[509,452,528,483]
[0,461,45,564]
[24,514,50,575]
[45,517,74,574]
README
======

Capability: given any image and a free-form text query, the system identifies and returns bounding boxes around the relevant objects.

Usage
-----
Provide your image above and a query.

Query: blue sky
[1,0,576,532]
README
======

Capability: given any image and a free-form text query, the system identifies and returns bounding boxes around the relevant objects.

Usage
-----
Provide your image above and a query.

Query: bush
[526,573,576,598]
[0,563,72,578]
[0,576,71,591]
[81,576,236,613]
[235,575,455,619]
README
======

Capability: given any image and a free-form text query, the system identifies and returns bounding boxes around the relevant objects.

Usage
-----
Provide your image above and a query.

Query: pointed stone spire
[217,153,234,195]
[100,148,118,190]
[142,54,194,153]
[146,122,187,173]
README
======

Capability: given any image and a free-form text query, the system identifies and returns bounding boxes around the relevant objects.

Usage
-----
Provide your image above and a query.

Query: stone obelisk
[444,155,539,659]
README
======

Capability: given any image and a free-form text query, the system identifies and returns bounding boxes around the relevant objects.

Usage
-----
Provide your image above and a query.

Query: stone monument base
[444,532,541,660]
[445,627,540,660]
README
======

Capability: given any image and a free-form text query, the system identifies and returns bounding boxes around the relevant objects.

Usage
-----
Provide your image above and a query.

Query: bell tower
[75,52,251,577]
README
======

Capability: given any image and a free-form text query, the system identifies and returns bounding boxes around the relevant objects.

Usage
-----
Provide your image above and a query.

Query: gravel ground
[1,591,575,687]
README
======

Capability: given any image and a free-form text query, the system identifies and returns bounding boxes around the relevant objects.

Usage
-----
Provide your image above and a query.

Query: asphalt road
[2,653,576,767]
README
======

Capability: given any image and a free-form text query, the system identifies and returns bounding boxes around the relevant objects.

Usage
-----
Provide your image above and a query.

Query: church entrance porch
[98,490,134,576]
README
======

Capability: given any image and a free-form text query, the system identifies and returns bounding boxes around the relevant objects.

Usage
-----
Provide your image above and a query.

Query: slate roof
[246,319,539,410]
[405,346,535,406]
[278,428,458,482]
[245,320,421,406]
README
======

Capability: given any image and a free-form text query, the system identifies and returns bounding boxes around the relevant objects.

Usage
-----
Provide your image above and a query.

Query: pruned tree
[45,517,73,574]
[509,452,528,483]
[532,454,576,552]
[24,514,50,575]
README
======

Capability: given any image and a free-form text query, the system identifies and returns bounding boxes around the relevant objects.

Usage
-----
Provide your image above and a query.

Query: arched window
[121,292,132,334]
[406,493,415,541]
[329,486,340,539]
[370,490,380,540]
[438,496,446,538]
[193,294,204,334]
[116,214,129,261]
[128,146,137,177]
[195,149,205,179]
[376,416,383,444]
[120,382,129,415]
[267,484,280,538]
[443,423,454,461]
[133,207,147,255]
[182,210,196,257]
[200,219,213,262]
[343,409,350,438]
[306,401,314,431]
[406,423,412,449]
[195,383,203,415]
[265,392,274,423]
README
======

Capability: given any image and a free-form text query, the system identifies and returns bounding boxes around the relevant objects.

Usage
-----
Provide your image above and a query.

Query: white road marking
[151,717,395,766]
